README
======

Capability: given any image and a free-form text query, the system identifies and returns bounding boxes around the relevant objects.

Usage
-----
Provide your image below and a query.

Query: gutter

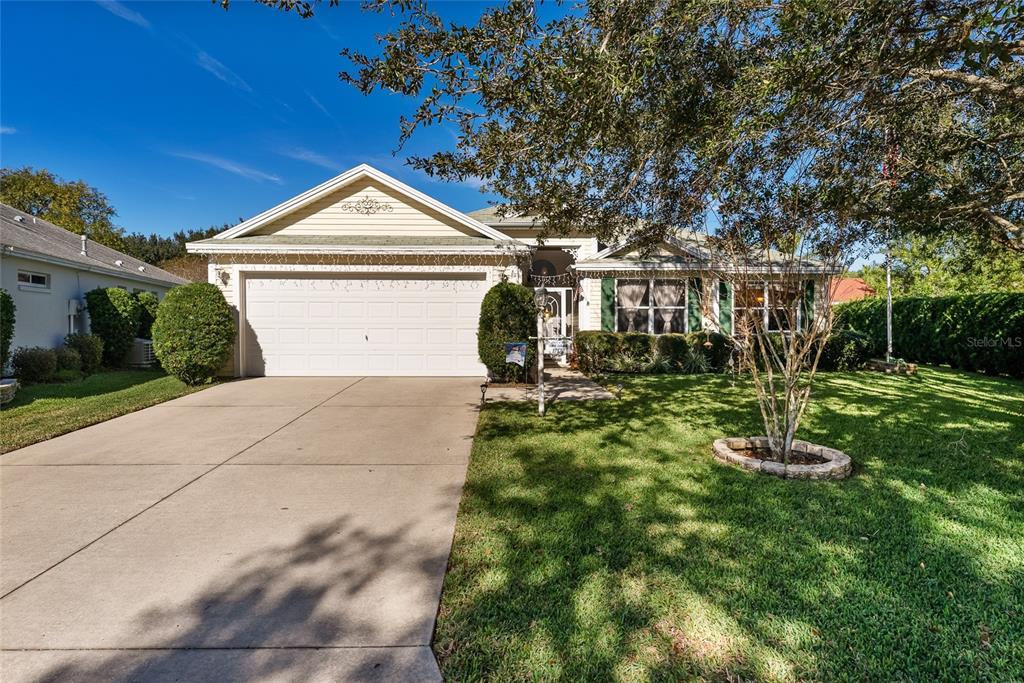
[572,261,835,275]
[1,244,187,287]
[186,242,534,256]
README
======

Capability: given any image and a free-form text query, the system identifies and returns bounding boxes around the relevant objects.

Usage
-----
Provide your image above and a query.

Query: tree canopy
[1,166,229,278]
[251,0,1023,253]
[0,167,126,250]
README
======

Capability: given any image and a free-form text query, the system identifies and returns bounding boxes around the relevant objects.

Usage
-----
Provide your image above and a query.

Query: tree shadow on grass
[438,367,1024,680]
[14,511,454,683]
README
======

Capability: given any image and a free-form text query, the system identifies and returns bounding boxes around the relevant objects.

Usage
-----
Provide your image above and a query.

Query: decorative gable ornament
[338,197,394,215]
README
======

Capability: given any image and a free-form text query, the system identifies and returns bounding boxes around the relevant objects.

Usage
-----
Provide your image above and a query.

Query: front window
[17,270,50,289]
[733,281,804,332]
[615,279,690,334]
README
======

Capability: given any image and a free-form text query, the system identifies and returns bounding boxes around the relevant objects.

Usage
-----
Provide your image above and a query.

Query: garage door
[243,274,488,376]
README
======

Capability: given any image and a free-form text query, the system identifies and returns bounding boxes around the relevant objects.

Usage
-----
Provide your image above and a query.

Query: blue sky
[1,1,500,236]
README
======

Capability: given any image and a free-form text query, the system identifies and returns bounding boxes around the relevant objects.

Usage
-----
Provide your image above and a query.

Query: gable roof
[215,165,513,242]
[467,205,543,228]
[0,204,187,287]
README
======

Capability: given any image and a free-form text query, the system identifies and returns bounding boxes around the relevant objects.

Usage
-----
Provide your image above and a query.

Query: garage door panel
[244,275,486,376]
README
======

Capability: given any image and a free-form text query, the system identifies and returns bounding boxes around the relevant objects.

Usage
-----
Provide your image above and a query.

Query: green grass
[1,370,211,453]
[436,367,1024,682]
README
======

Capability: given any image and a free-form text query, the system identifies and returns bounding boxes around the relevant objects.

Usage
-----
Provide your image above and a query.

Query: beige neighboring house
[187,164,830,378]
[0,204,187,354]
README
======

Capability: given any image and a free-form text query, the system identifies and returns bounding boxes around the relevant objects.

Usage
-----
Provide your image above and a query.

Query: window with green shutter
[601,278,615,331]
[718,281,733,334]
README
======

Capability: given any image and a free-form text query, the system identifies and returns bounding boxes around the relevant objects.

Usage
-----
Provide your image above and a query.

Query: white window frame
[614,278,690,334]
[732,281,803,333]
[17,269,50,291]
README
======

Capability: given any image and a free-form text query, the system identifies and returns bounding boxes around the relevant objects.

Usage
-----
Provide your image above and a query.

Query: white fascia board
[592,234,706,261]
[2,246,183,287]
[572,261,832,275]
[186,242,532,256]
[215,164,518,243]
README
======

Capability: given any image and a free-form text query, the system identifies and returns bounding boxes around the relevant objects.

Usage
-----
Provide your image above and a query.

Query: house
[830,277,875,303]
[1,204,187,351]
[187,164,829,377]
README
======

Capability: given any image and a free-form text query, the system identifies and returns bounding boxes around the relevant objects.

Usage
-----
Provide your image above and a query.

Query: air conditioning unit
[129,338,156,367]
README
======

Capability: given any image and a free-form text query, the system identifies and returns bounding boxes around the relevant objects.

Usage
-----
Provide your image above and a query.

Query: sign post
[534,286,547,417]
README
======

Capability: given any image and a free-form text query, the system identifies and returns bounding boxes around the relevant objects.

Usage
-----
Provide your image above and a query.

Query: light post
[534,286,546,417]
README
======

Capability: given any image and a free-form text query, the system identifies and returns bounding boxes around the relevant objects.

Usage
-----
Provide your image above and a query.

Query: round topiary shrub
[85,287,142,367]
[477,281,536,382]
[0,288,15,372]
[136,291,160,339]
[64,333,104,374]
[152,283,235,385]
[11,346,57,384]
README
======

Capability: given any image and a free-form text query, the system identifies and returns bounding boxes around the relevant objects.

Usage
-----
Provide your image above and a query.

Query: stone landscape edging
[712,436,852,480]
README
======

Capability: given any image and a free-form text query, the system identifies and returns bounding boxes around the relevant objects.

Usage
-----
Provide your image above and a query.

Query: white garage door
[243,274,488,376]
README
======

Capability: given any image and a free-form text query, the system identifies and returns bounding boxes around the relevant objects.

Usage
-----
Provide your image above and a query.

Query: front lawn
[436,367,1024,681]
[1,370,211,453]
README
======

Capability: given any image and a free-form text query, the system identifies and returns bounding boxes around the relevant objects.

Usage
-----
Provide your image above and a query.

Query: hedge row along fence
[834,293,1024,378]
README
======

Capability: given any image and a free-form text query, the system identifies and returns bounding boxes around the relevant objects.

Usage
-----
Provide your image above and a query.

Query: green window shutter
[688,278,703,332]
[718,280,733,335]
[801,279,815,330]
[601,278,615,332]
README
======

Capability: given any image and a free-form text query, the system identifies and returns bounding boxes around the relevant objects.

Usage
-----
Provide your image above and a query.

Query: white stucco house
[186,164,829,377]
[1,204,187,353]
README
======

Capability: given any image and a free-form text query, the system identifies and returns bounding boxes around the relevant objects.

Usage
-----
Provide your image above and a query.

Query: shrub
[85,287,142,367]
[477,281,536,382]
[654,333,690,370]
[136,291,160,339]
[0,288,14,371]
[835,293,1024,378]
[818,330,872,371]
[575,331,620,374]
[64,333,104,374]
[55,346,82,372]
[11,346,57,383]
[686,331,734,371]
[152,283,235,385]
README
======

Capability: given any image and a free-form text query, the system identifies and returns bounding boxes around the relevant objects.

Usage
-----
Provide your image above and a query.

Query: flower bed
[712,436,852,480]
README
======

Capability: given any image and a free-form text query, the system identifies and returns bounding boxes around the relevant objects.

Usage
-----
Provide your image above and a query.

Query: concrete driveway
[0,377,481,682]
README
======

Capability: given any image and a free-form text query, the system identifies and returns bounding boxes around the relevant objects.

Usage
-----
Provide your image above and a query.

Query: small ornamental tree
[0,288,15,371]
[152,283,235,385]
[85,287,142,367]
[136,291,160,339]
[478,281,536,382]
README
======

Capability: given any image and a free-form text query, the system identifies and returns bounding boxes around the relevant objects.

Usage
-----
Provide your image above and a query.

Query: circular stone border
[712,436,851,480]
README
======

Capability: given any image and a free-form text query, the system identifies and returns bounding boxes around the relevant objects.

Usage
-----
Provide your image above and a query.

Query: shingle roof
[467,206,543,226]
[0,204,188,286]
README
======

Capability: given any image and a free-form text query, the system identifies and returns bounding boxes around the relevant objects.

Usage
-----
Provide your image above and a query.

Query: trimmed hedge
[152,283,235,385]
[575,331,734,374]
[817,330,873,371]
[478,281,536,382]
[136,291,160,339]
[1,288,14,371]
[85,287,142,367]
[11,347,57,384]
[835,293,1024,377]
[64,334,104,375]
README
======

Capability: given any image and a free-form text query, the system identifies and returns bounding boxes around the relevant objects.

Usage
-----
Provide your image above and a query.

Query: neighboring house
[187,164,829,378]
[830,276,876,303]
[0,204,187,351]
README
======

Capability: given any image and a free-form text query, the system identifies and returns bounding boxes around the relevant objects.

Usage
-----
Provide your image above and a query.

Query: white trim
[187,242,529,256]
[214,164,516,242]
[573,261,832,275]
[613,277,693,335]
[591,233,706,261]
